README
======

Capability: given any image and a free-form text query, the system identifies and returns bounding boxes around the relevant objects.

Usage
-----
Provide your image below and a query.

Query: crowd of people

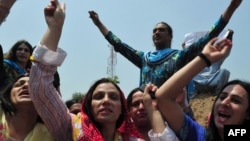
[1,0,248,141]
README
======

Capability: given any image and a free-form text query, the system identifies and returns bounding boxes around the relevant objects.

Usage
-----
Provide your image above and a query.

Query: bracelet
[198,53,211,67]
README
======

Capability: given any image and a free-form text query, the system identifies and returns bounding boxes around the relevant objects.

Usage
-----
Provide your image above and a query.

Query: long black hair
[5,40,33,69]
[206,79,250,141]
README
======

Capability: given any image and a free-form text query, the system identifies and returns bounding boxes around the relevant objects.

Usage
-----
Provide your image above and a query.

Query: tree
[107,75,120,84]
[72,92,85,101]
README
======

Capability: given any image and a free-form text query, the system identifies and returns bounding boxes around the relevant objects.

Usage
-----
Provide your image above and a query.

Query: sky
[1,0,249,101]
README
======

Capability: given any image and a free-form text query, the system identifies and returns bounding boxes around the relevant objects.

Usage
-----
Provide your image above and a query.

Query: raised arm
[40,0,65,51]
[29,0,72,141]
[155,37,232,132]
[0,0,16,25]
[222,0,242,22]
[88,10,144,69]
[89,10,109,36]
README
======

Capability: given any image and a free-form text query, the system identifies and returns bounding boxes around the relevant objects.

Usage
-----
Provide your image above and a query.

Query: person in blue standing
[88,0,242,88]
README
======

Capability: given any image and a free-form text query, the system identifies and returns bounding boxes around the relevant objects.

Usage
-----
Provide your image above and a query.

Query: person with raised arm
[88,0,242,88]
[145,37,250,141]
[29,0,143,140]
[29,0,71,141]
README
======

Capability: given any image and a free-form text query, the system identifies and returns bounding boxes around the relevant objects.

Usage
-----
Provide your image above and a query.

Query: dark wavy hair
[5,40,33,69]
[82,78,127,129]
[127,87,143,111]
[0,74,28,115]
[206,79,250,141]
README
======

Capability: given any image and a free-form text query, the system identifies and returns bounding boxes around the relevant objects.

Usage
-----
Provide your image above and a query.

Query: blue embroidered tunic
[105,16,227,87]
[1,59,27,87]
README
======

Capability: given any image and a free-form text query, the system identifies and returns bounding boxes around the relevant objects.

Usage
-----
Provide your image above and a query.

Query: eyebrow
[231,94,244,100]
[132,99,143,104]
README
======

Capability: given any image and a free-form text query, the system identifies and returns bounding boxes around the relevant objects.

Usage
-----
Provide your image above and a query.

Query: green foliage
[3,52,8,58]
[72,92,84,101]
[107,75,120,84]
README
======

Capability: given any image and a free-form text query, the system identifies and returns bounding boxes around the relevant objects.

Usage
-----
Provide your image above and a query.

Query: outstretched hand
[202,37,232,63]
[44,0,65,29]
[89,10,101,26]
[230,0,242,9]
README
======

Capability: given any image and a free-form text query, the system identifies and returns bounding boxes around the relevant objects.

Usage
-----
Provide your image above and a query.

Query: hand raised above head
[44,0,66,28]
[45,0,57,16]
[230,0,242,9]
[88,10,101,26]
[202,37,232,64]
[40,0,66,51]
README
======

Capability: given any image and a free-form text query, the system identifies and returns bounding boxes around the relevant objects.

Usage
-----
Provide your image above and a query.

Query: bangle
[198,53,211,67]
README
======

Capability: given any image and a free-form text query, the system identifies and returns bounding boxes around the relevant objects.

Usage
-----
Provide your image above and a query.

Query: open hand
[202,37,232,63]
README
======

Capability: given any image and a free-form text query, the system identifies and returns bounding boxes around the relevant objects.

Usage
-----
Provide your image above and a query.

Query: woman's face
[10,76,32,105]
[129,90,149,127]
[91,83,122,125]
[214,84,249,130]
[15,43,31,64]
